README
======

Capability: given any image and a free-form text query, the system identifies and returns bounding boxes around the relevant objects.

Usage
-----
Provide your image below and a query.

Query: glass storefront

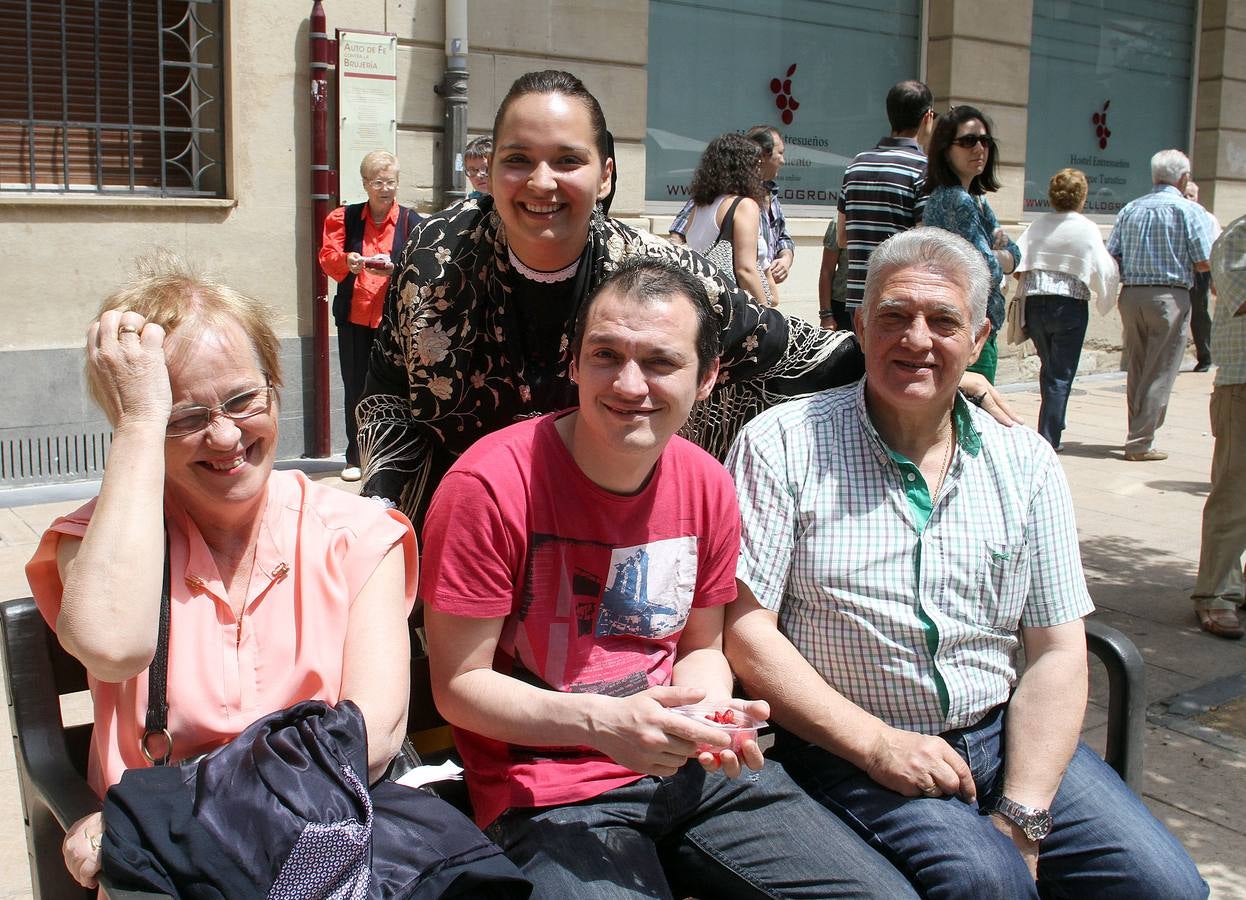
[1024,0,1197,216]
[645,0,922,212]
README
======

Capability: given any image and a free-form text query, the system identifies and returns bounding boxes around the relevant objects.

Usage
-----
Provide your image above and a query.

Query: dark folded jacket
[102,699,530,899]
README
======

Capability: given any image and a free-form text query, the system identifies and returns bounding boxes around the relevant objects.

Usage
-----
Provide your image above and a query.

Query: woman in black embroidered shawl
[358,70,1006,528]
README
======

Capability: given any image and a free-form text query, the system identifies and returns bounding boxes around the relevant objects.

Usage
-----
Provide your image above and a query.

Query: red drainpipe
[310,1,333,456]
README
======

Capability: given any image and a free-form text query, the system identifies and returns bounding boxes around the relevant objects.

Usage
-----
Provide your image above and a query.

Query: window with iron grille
[0,0,225,196]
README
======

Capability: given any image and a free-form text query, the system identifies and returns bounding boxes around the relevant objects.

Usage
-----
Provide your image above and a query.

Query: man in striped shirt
[833,80,934,332]
[725,228,1206,898]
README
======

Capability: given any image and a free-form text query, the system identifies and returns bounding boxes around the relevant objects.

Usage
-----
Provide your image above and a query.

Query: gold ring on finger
[920,783,939,796]
[117,325,140,337]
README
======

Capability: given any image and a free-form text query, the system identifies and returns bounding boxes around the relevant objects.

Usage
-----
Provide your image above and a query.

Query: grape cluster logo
[1091,100,1111,150]
[770,64,799,125]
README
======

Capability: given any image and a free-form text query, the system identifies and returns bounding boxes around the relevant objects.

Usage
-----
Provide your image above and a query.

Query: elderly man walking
[1192,214,1246,639]
[1107,149,1214,460]
[725,228,1206,899]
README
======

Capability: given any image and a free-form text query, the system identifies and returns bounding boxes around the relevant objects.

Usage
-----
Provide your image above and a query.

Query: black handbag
[699,196,744,276]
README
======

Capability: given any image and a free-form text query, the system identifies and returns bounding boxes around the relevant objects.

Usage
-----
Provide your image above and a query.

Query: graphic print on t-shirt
[596,537,697,639]
[513,533,698,692]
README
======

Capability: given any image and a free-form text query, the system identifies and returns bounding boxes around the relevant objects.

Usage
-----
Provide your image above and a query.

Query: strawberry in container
[671,703,768,761]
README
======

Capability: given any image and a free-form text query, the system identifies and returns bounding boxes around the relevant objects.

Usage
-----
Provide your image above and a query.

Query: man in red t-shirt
[420,257,915,898]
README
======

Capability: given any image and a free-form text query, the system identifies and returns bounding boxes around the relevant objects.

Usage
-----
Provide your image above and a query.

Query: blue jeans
[1026,295,1089,448]
[485,759,917,899]
[771,706,1206,899]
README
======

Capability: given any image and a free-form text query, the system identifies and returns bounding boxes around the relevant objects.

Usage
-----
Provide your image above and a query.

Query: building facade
[0,0,1241,485]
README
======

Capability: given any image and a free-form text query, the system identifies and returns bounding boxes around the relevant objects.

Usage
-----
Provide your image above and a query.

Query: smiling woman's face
[162,319,277,521]
[490,91,613,272]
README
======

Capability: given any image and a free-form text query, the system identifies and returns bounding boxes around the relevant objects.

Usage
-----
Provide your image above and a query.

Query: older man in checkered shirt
[724,228,1205,898]
[1107,149,1214,461]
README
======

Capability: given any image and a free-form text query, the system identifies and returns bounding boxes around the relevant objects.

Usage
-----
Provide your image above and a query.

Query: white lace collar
[508,246,580,283]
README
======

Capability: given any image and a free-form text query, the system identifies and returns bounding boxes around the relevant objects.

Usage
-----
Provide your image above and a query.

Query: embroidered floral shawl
[358,196,863,526]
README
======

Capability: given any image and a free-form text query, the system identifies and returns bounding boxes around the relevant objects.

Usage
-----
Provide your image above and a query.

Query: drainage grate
[0,430,113,486]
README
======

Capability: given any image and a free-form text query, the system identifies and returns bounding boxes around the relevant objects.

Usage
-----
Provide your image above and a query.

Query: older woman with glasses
[318,150,421,481]
[25,257,418,889]
[922,106,1019,383]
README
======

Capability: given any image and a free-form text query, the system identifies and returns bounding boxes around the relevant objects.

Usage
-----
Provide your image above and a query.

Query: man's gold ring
[920,783,939,796]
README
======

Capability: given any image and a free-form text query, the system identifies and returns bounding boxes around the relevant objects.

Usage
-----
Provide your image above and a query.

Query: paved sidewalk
[1,371,1244,897]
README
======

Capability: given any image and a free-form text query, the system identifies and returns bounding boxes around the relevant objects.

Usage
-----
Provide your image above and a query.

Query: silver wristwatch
[993,796,1052,841]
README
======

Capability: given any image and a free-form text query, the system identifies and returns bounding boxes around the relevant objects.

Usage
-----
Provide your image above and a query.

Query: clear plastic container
[671,703,767,756]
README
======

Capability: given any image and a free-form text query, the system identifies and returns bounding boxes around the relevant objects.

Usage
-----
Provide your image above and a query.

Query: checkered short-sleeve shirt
[1211,215,1246,386]
[727,380,1094,733]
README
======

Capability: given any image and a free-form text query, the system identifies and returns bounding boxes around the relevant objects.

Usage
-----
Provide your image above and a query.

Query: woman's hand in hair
[87,309,171,432]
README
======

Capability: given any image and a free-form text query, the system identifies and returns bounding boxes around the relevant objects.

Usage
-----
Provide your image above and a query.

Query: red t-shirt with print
[420,411,740,828]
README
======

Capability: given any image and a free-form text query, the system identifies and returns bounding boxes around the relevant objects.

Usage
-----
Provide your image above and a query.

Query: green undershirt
[881,401,980,720]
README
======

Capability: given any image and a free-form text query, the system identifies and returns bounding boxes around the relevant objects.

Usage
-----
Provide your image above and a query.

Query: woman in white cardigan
[1014,168,1120,448]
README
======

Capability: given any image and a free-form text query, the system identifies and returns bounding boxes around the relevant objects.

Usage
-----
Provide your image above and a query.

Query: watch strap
[993,795,1052,841]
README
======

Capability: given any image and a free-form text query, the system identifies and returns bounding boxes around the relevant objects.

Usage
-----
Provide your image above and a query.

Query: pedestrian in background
[1107,149,1214,461]
[1013,168,1119,449]
[670,125,795,290]
[464,136,492,199]
[837,80,934,333]
[1183,179,1222,372]
[1191,214,1246,639]
[922,105,1018,383]
[318,150,420,481]
[817,212,850,329]
[681,132,776,305]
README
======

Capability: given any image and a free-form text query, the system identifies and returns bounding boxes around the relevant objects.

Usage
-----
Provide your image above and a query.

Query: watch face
[1023,813,1053,841]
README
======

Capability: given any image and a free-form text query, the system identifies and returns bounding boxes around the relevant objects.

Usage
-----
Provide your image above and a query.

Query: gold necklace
[931,423,954,502]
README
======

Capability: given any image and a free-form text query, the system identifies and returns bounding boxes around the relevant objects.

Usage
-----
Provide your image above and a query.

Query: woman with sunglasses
[922,106,1019,382]
[25,256,419,889]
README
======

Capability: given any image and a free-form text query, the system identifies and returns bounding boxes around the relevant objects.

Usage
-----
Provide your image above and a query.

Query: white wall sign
[337,30,397,205]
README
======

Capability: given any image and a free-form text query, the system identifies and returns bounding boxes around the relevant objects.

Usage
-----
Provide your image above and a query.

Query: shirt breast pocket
[977,542,1030,633]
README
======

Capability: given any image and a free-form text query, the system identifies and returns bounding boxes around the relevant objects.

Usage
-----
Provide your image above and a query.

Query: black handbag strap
[714,196,745,243]
[141,531,174,765]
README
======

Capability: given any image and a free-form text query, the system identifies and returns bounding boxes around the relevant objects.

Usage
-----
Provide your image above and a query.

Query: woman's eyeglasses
[368,178,398,190]
[166,377,273,437]
[951,134,996,150]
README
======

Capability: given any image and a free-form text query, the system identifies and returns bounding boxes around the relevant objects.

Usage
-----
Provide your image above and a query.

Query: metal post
[435,0,469,207]
[310,1,332,457]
